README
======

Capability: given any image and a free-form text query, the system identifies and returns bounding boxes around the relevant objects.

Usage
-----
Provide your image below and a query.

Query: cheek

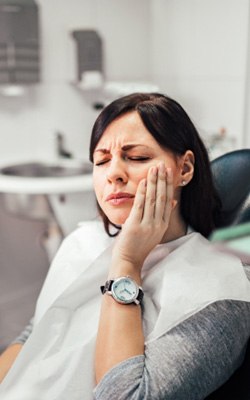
[132,168,148,185]
[132,161,155,178]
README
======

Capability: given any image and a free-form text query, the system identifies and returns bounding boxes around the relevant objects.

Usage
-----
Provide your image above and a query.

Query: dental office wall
[150,0,250,148]
[0,0,249,164]
[0,0,151,164]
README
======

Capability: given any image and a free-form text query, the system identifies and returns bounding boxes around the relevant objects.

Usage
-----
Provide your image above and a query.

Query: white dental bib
[1,221,250,400]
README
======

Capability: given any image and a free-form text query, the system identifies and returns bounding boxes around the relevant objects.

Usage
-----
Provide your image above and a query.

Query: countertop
[0,174,93,194]
[0,158,94,194]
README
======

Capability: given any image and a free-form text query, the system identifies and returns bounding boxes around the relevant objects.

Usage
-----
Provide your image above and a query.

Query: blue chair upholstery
[205,149,250,400]
[211,149,250,227]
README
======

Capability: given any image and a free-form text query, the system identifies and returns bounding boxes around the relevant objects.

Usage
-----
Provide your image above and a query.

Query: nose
[106,158,128,184]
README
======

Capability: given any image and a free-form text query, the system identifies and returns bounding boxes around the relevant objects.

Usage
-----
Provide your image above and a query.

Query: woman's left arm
[95,163,175,383]
[94,300,250,400]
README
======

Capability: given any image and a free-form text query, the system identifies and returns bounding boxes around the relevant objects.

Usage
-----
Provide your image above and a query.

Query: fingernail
[151,166,157,175]
[159,162,165,174]
[172,200,178,208]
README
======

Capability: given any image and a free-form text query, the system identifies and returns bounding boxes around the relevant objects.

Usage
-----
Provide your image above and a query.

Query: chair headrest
[211,149,250,226]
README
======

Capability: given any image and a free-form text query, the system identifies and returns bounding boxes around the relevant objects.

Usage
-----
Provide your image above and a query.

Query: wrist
[109,259,142,285]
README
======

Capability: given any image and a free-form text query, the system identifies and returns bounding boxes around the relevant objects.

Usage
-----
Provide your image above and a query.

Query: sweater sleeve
[93,300,250,400]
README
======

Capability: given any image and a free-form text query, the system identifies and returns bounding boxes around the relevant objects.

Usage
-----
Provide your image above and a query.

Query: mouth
[106,192,135,205]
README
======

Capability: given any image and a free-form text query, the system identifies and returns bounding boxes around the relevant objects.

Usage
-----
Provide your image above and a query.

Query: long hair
[89,93,222,238]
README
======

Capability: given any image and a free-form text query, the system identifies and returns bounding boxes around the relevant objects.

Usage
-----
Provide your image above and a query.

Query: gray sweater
[13,268,250,400]
[94,300,250,400]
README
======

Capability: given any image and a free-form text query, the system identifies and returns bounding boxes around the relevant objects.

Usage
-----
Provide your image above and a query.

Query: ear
[178,150,195,187]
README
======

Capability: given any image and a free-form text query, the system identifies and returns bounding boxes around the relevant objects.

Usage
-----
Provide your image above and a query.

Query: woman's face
[93,111,183,226]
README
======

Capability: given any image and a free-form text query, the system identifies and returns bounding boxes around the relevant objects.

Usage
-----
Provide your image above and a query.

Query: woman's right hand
[110,162,176,279]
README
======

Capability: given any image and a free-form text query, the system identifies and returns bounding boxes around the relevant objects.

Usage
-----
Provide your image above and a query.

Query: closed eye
[94,157,150,166]
[94,159,110,166]
[128,157,151,162]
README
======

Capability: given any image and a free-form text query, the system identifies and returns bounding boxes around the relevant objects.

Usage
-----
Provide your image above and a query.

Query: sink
[0,159,94,220]
[0,160,92,178]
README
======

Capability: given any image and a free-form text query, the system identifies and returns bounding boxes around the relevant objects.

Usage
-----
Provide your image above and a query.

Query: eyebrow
[94,144,151,154]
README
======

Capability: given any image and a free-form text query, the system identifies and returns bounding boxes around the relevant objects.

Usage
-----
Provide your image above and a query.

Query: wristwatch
[100,276,144,305]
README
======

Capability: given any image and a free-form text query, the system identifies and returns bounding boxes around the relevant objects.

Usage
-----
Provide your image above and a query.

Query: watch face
[111,277,139,304]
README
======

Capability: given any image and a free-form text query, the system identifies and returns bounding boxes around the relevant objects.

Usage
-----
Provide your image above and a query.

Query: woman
[0,93,250,399]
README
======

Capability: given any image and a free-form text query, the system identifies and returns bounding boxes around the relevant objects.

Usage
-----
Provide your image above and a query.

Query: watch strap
[100,279,114,294]
[136,287,144,304]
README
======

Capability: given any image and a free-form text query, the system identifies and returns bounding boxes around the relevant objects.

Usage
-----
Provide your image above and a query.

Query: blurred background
[0,0,249,351]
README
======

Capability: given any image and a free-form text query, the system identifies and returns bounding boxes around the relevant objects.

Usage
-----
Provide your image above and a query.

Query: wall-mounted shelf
[73,79,159,109]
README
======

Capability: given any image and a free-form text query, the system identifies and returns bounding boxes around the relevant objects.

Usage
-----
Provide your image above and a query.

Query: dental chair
[211,148,250,227]
[205,149,250,400]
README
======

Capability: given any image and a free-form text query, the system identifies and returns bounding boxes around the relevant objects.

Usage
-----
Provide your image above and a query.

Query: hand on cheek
[111,162,177,275]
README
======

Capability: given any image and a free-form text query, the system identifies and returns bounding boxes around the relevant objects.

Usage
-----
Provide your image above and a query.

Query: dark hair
[89,92,221,238]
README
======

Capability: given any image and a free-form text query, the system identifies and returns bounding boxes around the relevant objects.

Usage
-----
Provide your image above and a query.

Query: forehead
[95,111,161,150]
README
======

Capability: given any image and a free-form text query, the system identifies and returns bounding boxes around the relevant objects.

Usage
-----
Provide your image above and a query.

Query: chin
[105,209,130,226]
[109,215,128,226]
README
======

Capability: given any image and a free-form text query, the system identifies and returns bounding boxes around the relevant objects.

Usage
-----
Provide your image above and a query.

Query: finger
[154,162,167,221]
[141,166,157,222]
[128,178,147,223]
[163,167,174,223]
